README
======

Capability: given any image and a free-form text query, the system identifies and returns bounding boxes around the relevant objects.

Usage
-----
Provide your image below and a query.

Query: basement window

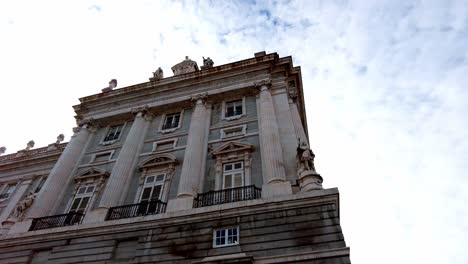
[213,226,239,248]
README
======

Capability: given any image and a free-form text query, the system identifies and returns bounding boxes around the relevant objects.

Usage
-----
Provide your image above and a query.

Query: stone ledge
[0,187,340,244]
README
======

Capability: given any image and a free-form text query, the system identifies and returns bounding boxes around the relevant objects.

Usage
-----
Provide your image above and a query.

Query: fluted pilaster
[99,107,151,208]
[177,93,210,198]
[27,119,95,219]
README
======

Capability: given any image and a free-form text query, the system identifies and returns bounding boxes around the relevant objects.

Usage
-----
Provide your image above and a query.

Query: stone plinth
[298,171,323,191]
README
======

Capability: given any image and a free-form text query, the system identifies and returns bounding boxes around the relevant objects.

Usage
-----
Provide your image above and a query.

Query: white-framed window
[222,98,245,120]
[0,183,17,199]
[139,174,165,203]
[152,139,177,152]
[161,112,182,132]
[91,151,114,163]
[102,124,124,144]
[223,161,244,189]
[213,226,239,248]
[221,125,246,139]
[69,185,95,214]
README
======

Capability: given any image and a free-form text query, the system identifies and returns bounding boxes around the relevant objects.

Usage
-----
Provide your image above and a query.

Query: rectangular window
[162,113,181,130]
[0,184,16,199]
[213,227,239,247]
[139,174,165,203]
[221,125,246,139]
[103,124,123,142]
[223,162,244,189]
[225,100,243,117]
[69,185,95,214]
[34,177,46,193]
[154,140,175,152]
[93,152,112,163]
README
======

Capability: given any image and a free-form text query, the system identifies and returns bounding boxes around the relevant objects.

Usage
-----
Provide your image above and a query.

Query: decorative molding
[139,153,179,171]
[190,92,208,105]
[253,79,272,90]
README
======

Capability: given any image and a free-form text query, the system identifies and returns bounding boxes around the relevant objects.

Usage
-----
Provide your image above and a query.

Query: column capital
[131,105,153,121]
[190,92,208,105]
[254,79,272,91]
[76,118,98,133]
[288,86,298,102]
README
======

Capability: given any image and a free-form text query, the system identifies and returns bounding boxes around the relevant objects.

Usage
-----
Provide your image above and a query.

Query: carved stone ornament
[78,118,96,128]
[74,167,110,192]
[254,79,272,90]
[13,192,36,220]
[200,56,214,70]
[190,92,208,105]
[288,86,298,102]
[0,146,6,155]
[296,139,323,191]
[26,140,35,150]
[139,154,179,171]
[151,67,164,81]
[102,79,117,92]
[171,56,199,76]
[47,134,65,151]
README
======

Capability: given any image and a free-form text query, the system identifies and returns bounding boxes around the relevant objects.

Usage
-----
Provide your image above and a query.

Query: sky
[0,0,467,263]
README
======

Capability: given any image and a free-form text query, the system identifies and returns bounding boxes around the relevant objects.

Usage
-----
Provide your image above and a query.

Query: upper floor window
[153,139,177,152]
[223,161,244,189]
[139,174,165,203]
[34,177,46,193]
[225,100,243,117]
[69,185,95,214]
[92,151,113,163]
[102,124,124,144]
[0,184,17,199]
[160,112,182,133]
[213,226,239,248]
[222,98,246,121]
[221,125,246,139]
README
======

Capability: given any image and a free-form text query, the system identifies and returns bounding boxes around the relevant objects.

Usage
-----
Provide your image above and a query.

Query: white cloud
[0,0,467,263]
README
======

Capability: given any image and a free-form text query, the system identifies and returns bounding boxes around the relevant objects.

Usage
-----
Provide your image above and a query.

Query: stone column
[99,106,152,209]
[167,93,210,211]
[0,178,33,225]
[27,119,95,219]
[255,80,292,198]
[288,87,323,191]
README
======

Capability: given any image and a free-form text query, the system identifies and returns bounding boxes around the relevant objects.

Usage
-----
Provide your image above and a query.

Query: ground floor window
[213,226,239,248]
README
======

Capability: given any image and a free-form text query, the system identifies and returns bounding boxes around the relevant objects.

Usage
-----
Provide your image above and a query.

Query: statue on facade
[152,67,164,80]
[0,146,5,155]
[14,192,36,219]
[296,140,316,173]
[102,79,117,92]
[48,134,65,151]
[25,140,35,150]
[201,57,214,69]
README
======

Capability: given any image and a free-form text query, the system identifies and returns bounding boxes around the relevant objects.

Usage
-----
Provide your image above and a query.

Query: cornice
[0,143,67,168]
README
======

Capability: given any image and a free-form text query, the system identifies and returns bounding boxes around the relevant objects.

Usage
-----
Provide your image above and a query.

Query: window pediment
[139,154,179,170]
[74,167,109,182]
[212,142,254,157]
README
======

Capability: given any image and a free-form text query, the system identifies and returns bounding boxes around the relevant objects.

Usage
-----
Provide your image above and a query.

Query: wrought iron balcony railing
[29,212,84,231]
[0,193,10,199]
[193,185,262,208]
[105,200,167,221]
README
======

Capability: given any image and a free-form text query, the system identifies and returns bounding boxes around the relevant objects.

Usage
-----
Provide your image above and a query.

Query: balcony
[0,193,9,200]
[193,185,262,208]
[29,212,84,231]
[106,200,167,221]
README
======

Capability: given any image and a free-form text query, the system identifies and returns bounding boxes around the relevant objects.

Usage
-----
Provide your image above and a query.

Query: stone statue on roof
[152,67,164,80]
[102,79,117,92]
[201,57,214,69]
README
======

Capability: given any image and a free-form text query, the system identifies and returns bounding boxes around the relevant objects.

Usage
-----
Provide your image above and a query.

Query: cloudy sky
[1,0,467,263]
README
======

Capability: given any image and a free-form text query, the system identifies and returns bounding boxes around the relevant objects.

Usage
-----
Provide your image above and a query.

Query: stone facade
[0,52,350,263]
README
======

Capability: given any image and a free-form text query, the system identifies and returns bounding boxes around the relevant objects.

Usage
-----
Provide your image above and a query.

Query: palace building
[0,52,351,263]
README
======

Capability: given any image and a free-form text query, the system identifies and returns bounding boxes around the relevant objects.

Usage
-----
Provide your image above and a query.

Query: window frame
[213,226,240,248]
[138,174,166,203]
[222,161,244,189]
[101,123,126,145]
[159,110,184,133]
[221,97,246,121]
[90,150,115,164]
[68,185,96,214]
[0,183,17,200]
[220,125,246,140]
[152,138,178,152]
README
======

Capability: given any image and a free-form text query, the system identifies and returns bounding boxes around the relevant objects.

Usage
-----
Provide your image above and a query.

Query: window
[103,124,123,143]
[225,99,243,118]
[34,177,46,193]
[92,151,113,163]
[69,185,95,214]
[139,174,165,203]
[221,125,246,139]
[0,184,17,199]
[153,139,176,152]
[162,113,181,130]
[223,162,244,189]
[213,227,239,247]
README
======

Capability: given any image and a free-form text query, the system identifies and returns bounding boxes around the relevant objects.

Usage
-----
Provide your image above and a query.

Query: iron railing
[0,193,10,199]
[193,185,261,208]
[29,212,84,231]
[106,200,167,221]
